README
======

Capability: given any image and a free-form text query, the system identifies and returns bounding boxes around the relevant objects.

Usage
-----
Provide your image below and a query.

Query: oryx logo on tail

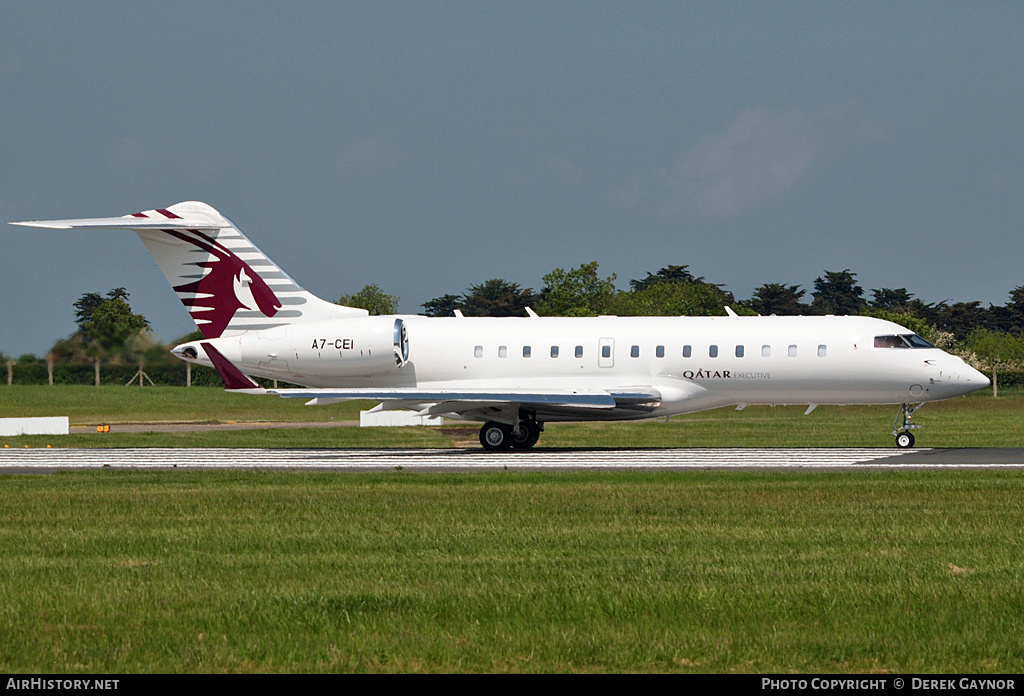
[130,208,281,338]
[166,230,282,338]
[166,228,281,338]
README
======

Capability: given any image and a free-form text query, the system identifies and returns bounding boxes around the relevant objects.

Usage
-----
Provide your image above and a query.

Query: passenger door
[599,337,614,368]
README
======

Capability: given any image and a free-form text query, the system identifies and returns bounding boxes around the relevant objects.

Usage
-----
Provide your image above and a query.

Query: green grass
[0,470,1022,673]
[2,384,1023,448]
[0,384,372,424]
[547,391,1024,449]
[2,386,1024,673]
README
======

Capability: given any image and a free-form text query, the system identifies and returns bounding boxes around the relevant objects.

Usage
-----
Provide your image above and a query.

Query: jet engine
[173,317,411,385]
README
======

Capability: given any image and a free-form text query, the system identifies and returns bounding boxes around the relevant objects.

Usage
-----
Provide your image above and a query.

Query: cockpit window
[903,334,935,348]
[874,334,936,349]
[874,335,904,348]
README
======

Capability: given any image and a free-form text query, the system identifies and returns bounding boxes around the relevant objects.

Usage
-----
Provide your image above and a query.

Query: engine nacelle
[174,317,410,385]
[247,316,409,381]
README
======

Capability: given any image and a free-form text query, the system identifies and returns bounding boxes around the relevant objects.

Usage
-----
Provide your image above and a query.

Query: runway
[4,447,1024,473]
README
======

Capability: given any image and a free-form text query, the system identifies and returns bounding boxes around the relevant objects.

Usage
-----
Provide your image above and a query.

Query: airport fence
[3,358,223,387]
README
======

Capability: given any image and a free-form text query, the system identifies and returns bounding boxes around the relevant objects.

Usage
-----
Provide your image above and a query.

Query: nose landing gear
[893,402,923,448]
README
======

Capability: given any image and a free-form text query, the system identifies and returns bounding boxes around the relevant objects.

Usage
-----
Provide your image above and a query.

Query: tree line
[4,263,1024,392]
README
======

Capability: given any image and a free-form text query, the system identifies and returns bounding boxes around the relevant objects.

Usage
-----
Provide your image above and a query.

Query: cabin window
[498,346,507,358]
[601,345,612,359]
[735,345,744,358]
[523,346,531,358]
[474,346,483,358]
[550,346,559,358]
[630,345,640,358]
[683,345,692,358]
[761,345,771,358]
[656,345,665,358]
[575,345,584,358]
[788,345,798,358]
[709,345,718,358]
[817,344,827,358]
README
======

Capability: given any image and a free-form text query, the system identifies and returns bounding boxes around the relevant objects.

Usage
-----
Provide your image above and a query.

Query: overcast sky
[3,1,1023,356]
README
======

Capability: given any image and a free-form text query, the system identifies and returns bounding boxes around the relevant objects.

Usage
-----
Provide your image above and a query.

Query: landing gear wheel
[480,421,513,451]
[896,431,915,449]
[511,420,541,449]
[892,403,923,449]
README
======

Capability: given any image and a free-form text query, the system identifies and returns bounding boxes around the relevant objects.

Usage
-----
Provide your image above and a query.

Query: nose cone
[941,357,990,396]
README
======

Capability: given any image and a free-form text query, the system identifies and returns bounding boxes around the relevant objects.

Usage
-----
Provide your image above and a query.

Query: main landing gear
[893,402,923,448]
[479,418,542,451]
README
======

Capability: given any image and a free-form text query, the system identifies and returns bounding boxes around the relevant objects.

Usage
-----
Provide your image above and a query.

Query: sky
[2,1,1023,357]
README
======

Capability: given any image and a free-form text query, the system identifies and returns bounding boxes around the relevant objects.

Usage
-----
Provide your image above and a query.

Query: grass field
[0,470,1022,673]
[0,384,371,423]
[1,385,1023,673]
[1,384,1024,449]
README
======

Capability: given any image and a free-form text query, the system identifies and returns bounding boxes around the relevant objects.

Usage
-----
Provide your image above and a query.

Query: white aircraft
[11,201,990,449]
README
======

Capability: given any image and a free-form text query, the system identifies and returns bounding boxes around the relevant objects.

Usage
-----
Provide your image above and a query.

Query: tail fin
[11,201,366,338]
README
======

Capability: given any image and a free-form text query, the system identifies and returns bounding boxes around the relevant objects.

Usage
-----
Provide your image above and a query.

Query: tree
[535,262,617,317]
[1008,285,1024,332]
[422,293,464,317]
[966,329,1024,397]
[73,292,105,327]
[421,281,535,317]
[79,296,150,355]
[614,279,741,316]
[932,301,996,341]
[629,265,697,292]
[810,269,865,316]
[72,288,150,384]
[869,287,950,327]
[460,279,534,317]
[747,283,807,316]
[869,288,915,313]
[990,285,1024,336]
[337,283,399,315]
[74,288,148,348]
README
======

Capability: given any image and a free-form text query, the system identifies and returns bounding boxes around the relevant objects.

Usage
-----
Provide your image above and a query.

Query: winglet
[200,342,266,393]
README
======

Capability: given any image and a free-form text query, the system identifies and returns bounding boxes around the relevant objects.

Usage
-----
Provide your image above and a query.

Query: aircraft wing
[269,387,631,410]
[199,341,662,415]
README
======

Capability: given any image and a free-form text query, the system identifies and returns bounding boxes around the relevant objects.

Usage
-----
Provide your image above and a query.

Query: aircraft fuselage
[179,314,986,422]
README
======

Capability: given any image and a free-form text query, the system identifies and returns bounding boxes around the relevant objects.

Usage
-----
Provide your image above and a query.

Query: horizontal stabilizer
[10,216,231,231]
[11,201,368,339]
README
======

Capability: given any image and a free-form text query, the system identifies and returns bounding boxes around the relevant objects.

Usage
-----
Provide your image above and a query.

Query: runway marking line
[4,447,1022,470]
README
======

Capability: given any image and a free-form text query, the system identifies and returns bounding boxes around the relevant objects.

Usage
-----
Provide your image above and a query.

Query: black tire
[896,431,915,449]
[480,421,513,450]
[511,420,541,449]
